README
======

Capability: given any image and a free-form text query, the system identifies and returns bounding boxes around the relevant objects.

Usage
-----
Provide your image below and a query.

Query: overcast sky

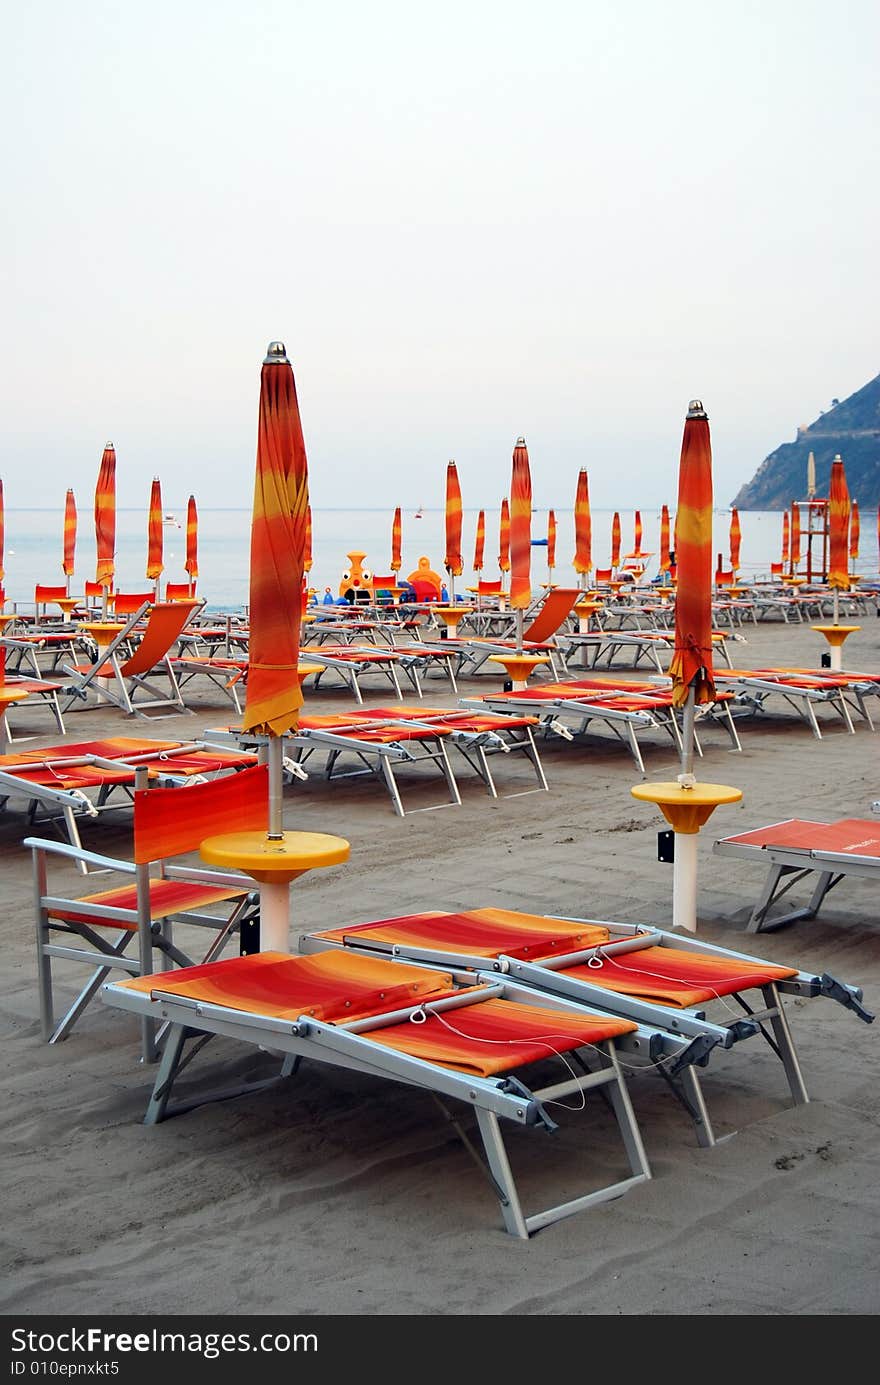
[3,0,878,514]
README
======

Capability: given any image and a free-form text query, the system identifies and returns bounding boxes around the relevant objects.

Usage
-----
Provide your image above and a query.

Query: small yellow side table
[811,624,860,672]
[487,653,550,690]
[631,780,742,932]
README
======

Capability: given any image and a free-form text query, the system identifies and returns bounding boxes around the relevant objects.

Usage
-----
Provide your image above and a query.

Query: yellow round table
[631,780,743,934]
[200,829,350,953]
[432,605,474,637]
[487,653,550,690]
[811,624,860,672]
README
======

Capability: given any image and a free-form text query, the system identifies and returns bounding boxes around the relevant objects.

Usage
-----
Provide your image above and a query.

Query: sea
[2,506,877,612]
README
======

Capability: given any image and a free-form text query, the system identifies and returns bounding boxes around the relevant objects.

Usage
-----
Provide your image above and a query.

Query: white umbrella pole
[515,607,524,655]
[260,733,290,952]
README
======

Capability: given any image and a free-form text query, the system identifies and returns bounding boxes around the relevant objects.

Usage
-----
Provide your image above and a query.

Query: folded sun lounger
[301,907,873,1146]
[101,947,655,1238]
[713,817,880,932]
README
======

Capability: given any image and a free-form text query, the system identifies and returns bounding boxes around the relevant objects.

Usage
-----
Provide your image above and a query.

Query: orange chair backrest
[112,592,154,616]
[133,762,269,864]
[594,568,613,585]
[477,579,503,595]
[166,582,195,601]
[35,584,69,605]
[121,600,202,677]
[523,586,580,643]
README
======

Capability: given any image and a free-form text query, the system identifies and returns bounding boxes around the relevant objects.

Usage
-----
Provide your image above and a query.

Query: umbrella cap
[264,341,288,364]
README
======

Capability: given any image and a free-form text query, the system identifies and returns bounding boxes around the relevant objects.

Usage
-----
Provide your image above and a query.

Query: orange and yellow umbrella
[94,442,116,595]
[304,504,313,575]
[547,509,557,575]
[444,461,463,597]
[498,498,510,577]
[242,341,310,739]
[146,477,164,584]
[184,496,199,592]
[610,512,621,569]
[781,510,790,567]
[827,455,851,591]
[473,509,486,573]
[669,401,715,710]
[573,469,592,583]
[790,501,801,572]
[659,504,671,572]
[849,499,859,566]
[62,489,77,582]
[509,437,532,616]
[390,506,402,573]
[0,478,4,596]
[729,506,742,572]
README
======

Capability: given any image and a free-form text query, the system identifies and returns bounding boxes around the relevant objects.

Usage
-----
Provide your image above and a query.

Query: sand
[1,610,878,1317]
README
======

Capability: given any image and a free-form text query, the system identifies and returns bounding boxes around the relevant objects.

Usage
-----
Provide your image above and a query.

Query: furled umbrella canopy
[473,509,485,573]
[659,504,671,573]
[509,437,532,617]
[573,469,592,584]
[62,488,77,583]
[444,461,463,598]
[242,342,310,740]
[547,508,556,579]
[184,496,199,593]
[827,455,851,592]
[304,504,313,575]
[146,477,164,585]
[390,506,402,573]
[849,499,860,567]
[781,510,790,567]
[790,501,801,572]
[498,498,511,578]
[610,511,621,569]
[729,507,742,572]
[631,510,644,556]
[0,478,4,593]
[94,442,116,599]
[669,401,715,712]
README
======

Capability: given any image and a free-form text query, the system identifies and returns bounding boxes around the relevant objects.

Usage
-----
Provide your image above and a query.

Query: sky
[3,0,878,514]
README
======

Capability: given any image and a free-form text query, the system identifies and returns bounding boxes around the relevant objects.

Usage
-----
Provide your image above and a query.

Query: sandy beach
[2,612,878,1318]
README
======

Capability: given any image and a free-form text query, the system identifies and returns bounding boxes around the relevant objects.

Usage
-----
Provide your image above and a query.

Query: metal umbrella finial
[687,400,707,419]
[263,341,288,364]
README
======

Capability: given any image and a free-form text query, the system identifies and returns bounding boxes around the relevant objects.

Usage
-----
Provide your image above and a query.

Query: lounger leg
[746,863,788,932]
[763,983,809,1106]
[671,1065,718,1149]
[145,1024,188,1124]
[473,1107,530,1239]
[438,741,462,807]
[379,757,407,817]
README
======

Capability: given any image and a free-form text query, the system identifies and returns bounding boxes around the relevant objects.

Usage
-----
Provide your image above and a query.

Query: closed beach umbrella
[94,442,116,614]
[390,506,402,573]
[472,508,486,574]
[0,478,4,598]
[632,510,643,556]
[669,400,715,720]
[304,504,313,576]
[610,511,621,569]
[444,461,463,600]
[509,437,532,642]
[62,488,77,587]
[729,507,742,572]
[146,477,164,589]
[807,450,816,498]
[659,504,671,573]
[547,508,557,582]
[849,499,859,568]
[185,495,199,594]
[498,497,510,581]
[781,510,790,568]
[790,501,801,572]
[827,455,851,599]
[573,469,592,586]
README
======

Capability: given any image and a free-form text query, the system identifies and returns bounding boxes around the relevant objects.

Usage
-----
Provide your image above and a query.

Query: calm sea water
[3,506,876,611]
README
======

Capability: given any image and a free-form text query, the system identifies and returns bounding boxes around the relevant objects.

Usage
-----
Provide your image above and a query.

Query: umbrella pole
[101,585,109,620]
[259,732,291,953]
[680,683,696,780]
[674,682,697,933]
[515,607,524,655]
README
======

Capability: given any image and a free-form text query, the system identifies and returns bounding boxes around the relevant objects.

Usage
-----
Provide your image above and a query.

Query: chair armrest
[163,864,257,891]
[23,836,135,875]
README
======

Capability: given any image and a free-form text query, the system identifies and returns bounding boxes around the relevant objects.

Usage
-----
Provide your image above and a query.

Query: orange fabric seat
[563,946,797,1009]
[318,907,610,959]
[49,878,249,929]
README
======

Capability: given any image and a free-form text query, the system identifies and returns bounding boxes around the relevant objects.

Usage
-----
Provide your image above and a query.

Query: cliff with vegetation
[731,371,880,509]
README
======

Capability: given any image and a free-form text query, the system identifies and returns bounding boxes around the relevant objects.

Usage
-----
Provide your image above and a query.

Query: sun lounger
[0,736,258,868]
[2,629,82,678]
[0,675,66,739]
[27,764,268,1055]
[299,644,405,703]
[301,906,873,1146]
[712,668,860,738]
[101,946,655,1237]
[62,598,206,717]
[713,817,880,932]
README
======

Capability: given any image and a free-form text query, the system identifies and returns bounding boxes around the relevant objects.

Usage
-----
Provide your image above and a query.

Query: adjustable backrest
[523,586,581,642]
[166,582,195,601]
[113,592,155,616]
[133,762,269,864]
[477,580,503,596]
[593,568,613,585]
[35,584,69,609]
[120,600,202,677]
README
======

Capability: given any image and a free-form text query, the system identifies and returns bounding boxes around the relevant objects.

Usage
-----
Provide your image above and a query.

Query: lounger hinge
[499,1076,558,1133]
[819,973,875,1024]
